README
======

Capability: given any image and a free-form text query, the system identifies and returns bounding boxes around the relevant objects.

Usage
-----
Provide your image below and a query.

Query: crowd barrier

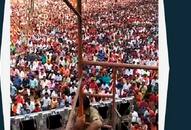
[11,96,134,130]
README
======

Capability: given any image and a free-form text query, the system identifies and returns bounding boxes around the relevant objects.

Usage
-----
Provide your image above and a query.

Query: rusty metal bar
[115,108,122,130]
[76,0,84,117]
[83,60,158,70]
[84,93,113,98]
[77,0,83,82]
[115,108,122,119]
[112,68,117,130]
[63,0,82,18]
[65,78,83,130]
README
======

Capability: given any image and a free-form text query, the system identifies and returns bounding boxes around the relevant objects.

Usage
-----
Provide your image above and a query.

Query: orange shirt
[15,96,24,104]
[59,67,65,75]
[12,104,18,114]
[64,68,70,77]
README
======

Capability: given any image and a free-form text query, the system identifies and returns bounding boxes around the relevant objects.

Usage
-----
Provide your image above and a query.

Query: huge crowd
[10,0,158,129]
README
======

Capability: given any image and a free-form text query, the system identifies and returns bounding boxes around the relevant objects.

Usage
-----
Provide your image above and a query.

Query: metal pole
[112,68,117,130]
[76,0,84,117]
[83,60,158,70]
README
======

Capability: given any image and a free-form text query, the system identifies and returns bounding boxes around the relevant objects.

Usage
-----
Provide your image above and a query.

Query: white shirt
[41,79,50,89]
[59,60,67,67]
[26,101,35,112]
[41,97,51,107]
[116,89,121,98]
[144,110,150,117]
[125,69,133,76]
[31,61,39,71]
[55,75,62,82]
[51,91,58,97]
[70,86,77,94]
[132,111,139,123]
[133,58,140,65]
[123,83,131,90]
[51,73,56,80]
[101,84,109,90]
[19,71,25,79]
[45,63,53,71]
[39,72,46,79]
[19,58,26,66]
[42,89,51,96]
[66,96,72,104]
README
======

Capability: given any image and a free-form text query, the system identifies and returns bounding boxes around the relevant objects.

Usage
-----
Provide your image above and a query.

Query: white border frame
[159,0,169,129]
[1,0,169,130]
[1,0,11,129]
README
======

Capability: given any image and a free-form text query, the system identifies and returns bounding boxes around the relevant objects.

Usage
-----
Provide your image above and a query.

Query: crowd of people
[10,0,158,129]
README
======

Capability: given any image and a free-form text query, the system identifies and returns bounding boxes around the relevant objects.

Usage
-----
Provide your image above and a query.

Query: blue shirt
[29,79,38,89]
[13,76,22,88]
[101,75,111,85]
[97,50,106,61]
[10,85,17,97]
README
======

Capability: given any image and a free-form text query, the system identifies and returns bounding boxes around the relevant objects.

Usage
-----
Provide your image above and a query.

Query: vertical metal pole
[76,0,84,117]
[112,68,117,130]
[65,79,83,130]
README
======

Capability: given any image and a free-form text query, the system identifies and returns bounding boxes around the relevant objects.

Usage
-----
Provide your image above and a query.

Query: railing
[11,96,134,130]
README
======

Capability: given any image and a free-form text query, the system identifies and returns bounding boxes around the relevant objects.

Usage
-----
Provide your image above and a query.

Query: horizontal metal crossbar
[83,60,158,70]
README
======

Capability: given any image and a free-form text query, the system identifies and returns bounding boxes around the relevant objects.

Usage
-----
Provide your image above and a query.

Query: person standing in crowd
[41,92,51,111]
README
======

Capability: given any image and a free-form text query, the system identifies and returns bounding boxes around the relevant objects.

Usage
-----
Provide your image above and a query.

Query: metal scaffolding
[61,0,158,130]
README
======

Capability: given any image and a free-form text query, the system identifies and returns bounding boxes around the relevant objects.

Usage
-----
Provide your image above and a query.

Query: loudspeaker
[19,119,37,130]
[46,114,62,129]
[98,106,109,119]
[118,102,130,116]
